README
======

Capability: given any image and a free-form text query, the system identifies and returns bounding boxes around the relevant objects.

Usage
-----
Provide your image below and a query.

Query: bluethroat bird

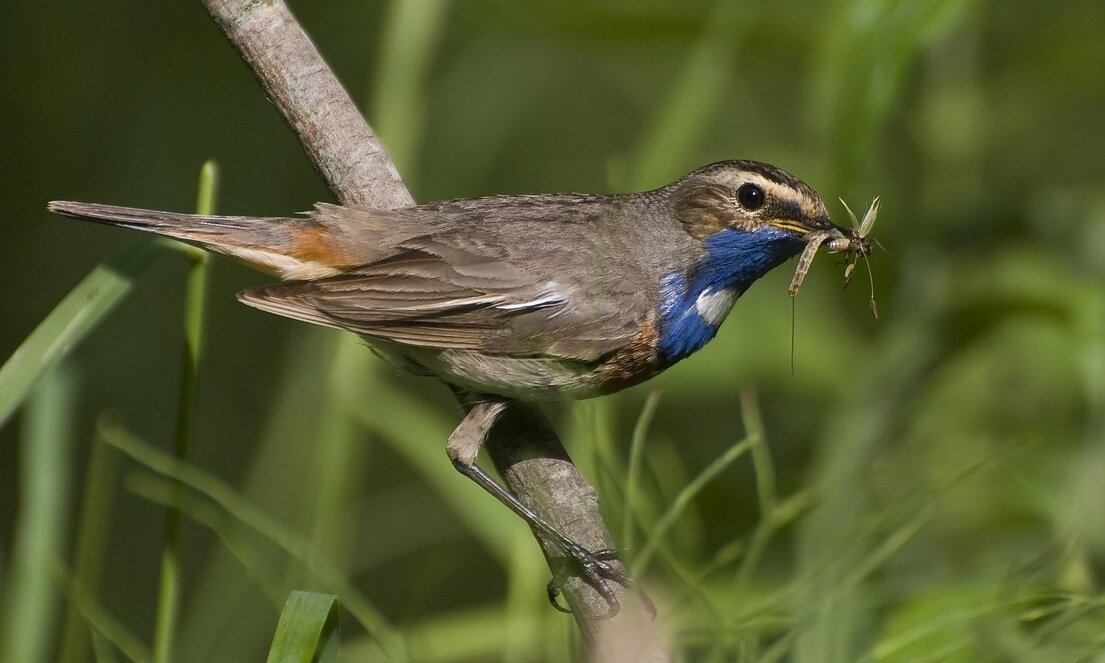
[50,160,855,610]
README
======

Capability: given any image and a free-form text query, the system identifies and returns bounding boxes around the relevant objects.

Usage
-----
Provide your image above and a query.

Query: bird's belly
[397,349,610,400]
[365,321,664,400]
[377,345,659,401]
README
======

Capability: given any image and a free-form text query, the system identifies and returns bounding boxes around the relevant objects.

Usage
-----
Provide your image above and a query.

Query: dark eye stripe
[771,198,804,222]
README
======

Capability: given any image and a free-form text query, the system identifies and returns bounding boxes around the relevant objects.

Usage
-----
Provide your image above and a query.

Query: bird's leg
[446,395,635,616]
[445,396,512,468]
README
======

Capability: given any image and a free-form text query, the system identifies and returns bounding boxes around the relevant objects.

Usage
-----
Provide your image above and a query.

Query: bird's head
[655,160,848,362]
[671,159,839,244]
[667,160,848,291]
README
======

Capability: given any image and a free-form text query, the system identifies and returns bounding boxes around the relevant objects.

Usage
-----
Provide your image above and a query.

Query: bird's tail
[48,201,346,280]
[47,201,287,247]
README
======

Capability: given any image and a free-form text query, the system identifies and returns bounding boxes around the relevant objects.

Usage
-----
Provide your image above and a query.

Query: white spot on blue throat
[695,287,738,325]
[657,227,804,362]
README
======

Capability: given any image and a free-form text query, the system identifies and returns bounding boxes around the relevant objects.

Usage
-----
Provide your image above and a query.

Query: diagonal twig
[198,1,668,657]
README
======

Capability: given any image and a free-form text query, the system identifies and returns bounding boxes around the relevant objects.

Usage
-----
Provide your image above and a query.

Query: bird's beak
[768,216,848,241]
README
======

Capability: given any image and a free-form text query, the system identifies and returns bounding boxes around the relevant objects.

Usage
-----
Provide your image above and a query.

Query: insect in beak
[787,196,881,319]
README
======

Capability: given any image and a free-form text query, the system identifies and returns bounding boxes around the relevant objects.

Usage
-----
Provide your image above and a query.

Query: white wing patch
[694,287,738,326]
[492,284,565,312]
[494,294,562,312]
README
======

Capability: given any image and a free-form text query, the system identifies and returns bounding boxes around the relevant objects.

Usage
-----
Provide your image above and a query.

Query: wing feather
[238,245,580,354]
[238,198,657,361]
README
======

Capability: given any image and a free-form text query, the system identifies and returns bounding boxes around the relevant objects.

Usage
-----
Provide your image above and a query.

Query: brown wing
[237,239,636,361]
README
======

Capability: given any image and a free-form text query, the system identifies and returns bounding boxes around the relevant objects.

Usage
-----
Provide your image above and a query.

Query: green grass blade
[52,562,152,663]
[59,436,122,663]
[344,605,528,663]
[153,159,217,663]
[0,242,169,430]
[622,390,661,554]
[265,591,340,663]
[371,0,452,173]
[581,398,625,524]
[90,631,120,663]
[125,472,291,608]
[98,423,405,660]
[344,370,519,560]
[0,367,77,662]
[626,1,749,189]
[176,329,338,663]
[744,389,774,518]
[632,430,756,577]
[299,337,370,593]
[731,391,777,590]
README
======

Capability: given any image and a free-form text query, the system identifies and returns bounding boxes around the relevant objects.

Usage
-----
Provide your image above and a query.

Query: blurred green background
[2,0,1104,661]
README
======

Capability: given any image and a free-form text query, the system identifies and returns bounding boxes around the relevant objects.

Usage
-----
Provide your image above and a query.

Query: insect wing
[838,197,860,230]
[858,196,880,238]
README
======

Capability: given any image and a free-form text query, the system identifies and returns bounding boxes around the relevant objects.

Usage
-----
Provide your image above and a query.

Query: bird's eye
[736,183,765,211]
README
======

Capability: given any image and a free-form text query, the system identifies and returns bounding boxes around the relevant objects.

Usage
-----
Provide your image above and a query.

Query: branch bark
[199,1,667,658]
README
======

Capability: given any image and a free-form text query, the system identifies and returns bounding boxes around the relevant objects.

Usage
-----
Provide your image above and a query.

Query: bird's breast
[588,318,665,394]
[656,271,738,362]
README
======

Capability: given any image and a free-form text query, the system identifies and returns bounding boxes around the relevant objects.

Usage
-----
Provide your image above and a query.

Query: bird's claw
[545,546,656,619]
[546,581,573,613]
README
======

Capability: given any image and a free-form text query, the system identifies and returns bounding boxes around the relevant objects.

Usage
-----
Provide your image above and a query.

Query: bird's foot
[545,546,656,620]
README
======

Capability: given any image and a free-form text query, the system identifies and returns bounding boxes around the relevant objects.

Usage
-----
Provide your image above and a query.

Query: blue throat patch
[658,227,804,362]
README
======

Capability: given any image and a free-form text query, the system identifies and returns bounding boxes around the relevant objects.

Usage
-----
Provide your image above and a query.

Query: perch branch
[198,0,667,657]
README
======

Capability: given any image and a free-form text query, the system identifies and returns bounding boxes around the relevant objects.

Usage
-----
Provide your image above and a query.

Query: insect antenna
[862,250,878,319]
[791,296,797,375]
[788,231,833,374]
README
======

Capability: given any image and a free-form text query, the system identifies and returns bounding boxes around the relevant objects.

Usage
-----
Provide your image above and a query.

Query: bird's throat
[657,228,803,362]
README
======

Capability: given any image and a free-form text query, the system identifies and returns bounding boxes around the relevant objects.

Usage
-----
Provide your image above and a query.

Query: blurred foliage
[2,0,1104,661]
